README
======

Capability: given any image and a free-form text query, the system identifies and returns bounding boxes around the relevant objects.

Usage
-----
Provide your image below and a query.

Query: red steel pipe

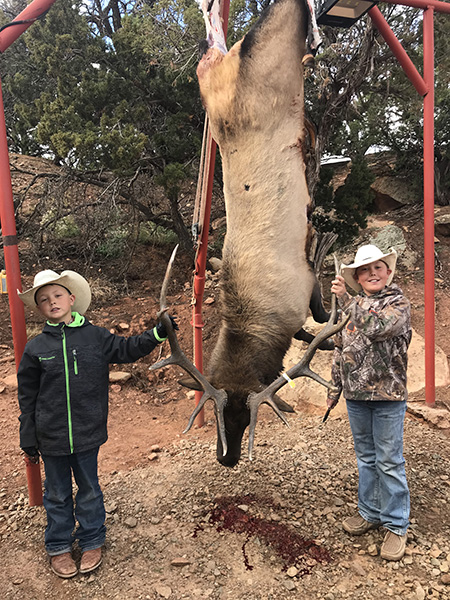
[384,0,450,14]
[192,139,217,427]
[0,0,58,52]
[368,6,428,96]
[370,3,438,406]
[422,6,435,406]
[0,79,28,368]
[0,0,57,507]
[0,77,43,505]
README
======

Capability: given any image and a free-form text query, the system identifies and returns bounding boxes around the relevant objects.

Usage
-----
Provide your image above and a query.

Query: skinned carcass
[151,0,346,467]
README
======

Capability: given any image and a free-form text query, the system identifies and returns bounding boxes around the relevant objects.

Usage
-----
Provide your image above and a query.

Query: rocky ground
[1,406,450,600]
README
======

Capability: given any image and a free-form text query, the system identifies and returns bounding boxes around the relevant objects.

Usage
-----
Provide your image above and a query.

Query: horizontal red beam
[0,0,57,53]
[384,0,450,13]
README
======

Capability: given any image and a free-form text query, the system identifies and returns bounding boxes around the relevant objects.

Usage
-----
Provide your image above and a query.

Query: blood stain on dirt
[196,494,332,573]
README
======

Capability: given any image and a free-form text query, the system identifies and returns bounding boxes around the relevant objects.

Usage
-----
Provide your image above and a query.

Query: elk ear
[273,394,295,413]
[178,376,203,391]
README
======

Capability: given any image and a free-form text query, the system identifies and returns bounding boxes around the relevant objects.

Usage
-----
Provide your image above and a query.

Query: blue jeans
[346,400,410,536]
[41,447,106,556]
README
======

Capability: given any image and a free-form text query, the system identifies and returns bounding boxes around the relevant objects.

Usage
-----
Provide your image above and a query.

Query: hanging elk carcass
[151,0,347,467]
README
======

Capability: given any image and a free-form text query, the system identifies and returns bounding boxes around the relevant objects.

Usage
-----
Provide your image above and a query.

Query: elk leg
[293,327,334,351]
[309,279,330,323]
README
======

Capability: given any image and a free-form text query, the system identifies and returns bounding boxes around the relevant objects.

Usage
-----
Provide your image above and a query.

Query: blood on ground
[195,494,332,573]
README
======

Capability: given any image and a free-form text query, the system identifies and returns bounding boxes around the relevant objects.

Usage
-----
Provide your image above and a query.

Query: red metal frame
[369,0,446,407]
[191,0,230,427]
[0,0,59,507]
[0,0,446,505]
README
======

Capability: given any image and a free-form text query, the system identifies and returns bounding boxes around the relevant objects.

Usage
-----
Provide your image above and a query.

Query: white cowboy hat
[340,245,398,293]
[18,270,91,314]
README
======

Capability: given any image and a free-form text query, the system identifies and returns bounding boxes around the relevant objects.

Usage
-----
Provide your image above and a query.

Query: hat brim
[18,270,91,314]
[341,250,397,293]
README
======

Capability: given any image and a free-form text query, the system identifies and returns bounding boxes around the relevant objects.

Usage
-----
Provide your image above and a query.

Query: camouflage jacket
[328,284,412,403]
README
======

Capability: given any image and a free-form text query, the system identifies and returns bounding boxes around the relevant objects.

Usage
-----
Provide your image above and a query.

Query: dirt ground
[1,205,450,599]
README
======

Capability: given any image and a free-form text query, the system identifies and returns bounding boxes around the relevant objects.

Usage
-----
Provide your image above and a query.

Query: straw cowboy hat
[340,245,398,293]
[18,270,91,314]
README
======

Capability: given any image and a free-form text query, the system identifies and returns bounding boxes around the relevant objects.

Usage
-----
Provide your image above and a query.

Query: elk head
[150,246,349,467]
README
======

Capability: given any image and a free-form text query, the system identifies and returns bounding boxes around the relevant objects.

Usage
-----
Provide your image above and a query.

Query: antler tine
[246,254,349,460]
[150,245,229,457]
[159,244,179,313]
[247,390,290,461]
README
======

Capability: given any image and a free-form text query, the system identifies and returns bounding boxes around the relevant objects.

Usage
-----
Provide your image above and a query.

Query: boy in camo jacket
[327,244,412,562]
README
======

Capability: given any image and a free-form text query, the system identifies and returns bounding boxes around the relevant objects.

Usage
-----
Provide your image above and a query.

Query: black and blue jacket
[18,312,162,456]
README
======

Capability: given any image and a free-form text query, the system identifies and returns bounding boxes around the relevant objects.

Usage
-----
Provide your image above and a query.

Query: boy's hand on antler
[331,275,347,298]
[155,315,179,340]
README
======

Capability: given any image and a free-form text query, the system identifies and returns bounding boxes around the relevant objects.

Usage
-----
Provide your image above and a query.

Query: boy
[327,245,412,561]
[17,269,176,578]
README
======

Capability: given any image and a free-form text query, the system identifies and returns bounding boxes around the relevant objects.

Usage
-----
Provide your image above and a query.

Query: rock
[367,544,378,556]
[109,371,131,383]
[105,501,118,514]
[286,566,298,577]
[154,584,172,598]
[441,573,450,585]
[282,579,296,591]
[208,257,223,271]
[124,517,138,528]
[351,560,367,577]
[170,557,192,567]
[407,330,450,393]
[435,214,450,237]
[415,583,426,600]
[371,176,417,208]
[2,374,17,389]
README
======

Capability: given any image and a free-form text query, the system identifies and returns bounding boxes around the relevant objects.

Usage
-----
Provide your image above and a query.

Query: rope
[192,114,210,248]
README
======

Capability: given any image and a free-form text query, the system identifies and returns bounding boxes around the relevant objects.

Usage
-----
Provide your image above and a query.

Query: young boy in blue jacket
[18,269,176,578]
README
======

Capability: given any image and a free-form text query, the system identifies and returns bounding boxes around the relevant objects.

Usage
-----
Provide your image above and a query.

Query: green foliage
[41,210,81,239]
[138,222,178,246]
[313,159,375,247]
[156,163,186,200]
[96,226,129,258]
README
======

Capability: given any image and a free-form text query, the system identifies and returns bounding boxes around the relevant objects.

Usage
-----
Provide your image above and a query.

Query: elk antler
[149,245,229,456]
[246,255,350,460]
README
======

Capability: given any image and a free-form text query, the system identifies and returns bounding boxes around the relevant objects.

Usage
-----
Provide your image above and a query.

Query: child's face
[354,260,392,296]
[35,284,75,324]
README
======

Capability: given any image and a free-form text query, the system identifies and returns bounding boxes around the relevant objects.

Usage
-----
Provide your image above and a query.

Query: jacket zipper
[73,349,78,375]
[61,326,74,453]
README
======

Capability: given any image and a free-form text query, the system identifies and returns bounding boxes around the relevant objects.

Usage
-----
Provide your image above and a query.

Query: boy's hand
[155,315,179,340]
[22,447,39,460]
[326,397,339,409]
[331,275,347,298]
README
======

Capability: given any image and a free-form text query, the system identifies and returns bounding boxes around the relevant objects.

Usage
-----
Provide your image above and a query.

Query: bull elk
[151,0,347,466]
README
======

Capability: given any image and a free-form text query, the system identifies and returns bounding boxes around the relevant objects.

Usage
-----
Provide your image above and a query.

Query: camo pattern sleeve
[336,285,412,402]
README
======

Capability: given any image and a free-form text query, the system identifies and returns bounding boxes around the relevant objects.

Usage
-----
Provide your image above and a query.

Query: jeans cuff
[385,526,409,536]
[79,538,105,552]
[46,547,73,557]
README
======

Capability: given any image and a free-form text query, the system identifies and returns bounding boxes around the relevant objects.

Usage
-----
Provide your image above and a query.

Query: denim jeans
[41,447,106,556]
[346,400,410,536]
